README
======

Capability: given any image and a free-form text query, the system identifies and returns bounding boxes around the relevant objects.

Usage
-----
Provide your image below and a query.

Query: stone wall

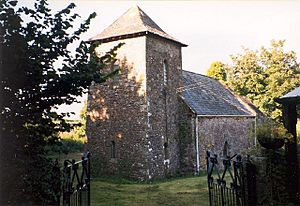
[198,116,255,169]
[249,149,296,205]
[178,98,197,174]
[87,37,149,180]
[87,35,184,180]
[145,35,183,178]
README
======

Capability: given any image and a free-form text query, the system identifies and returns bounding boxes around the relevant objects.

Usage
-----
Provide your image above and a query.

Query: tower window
[163,60,168,86]
[113,63,119,81]
[164,142,169,159]
[111,141,116,158]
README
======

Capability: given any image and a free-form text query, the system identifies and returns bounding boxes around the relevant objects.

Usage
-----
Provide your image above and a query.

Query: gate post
[87,152,91,206]
[63,160,71,206]
[206,151,213,206]
[245,160,256,206]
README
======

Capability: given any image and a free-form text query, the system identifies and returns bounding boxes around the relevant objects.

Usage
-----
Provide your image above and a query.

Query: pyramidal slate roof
[89,6,186,46]
[181,71,255,116]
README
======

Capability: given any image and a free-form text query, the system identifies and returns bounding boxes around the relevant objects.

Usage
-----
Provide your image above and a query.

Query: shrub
[46,123,86,155]
[256,123,293,150]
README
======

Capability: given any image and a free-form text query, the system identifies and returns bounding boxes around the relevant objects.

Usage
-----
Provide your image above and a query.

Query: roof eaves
[146,32,188,47]
[87,31,147,43]
[179,95,197,115]
[276,96,300,104]
[88,31,187,47]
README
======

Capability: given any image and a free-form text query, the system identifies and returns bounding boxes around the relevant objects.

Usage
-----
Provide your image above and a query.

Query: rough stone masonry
[86,6,262,180]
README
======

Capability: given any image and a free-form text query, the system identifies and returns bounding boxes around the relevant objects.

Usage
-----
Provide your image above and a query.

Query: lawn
[91,175,209,206]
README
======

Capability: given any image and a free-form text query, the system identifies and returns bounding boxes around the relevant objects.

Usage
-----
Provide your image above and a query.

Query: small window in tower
[164,142,169,159]
[163,60,168,86]
[111,141,116,158]
[113,63,119,81]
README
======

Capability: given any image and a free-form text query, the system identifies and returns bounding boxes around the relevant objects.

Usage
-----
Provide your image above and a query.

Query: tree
[225,40,300,121]
[207,61,227,82]
[0,0,121,204]
[58,101,88,150]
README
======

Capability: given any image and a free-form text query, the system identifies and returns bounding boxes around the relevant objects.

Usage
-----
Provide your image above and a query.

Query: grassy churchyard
[91,175,209,206]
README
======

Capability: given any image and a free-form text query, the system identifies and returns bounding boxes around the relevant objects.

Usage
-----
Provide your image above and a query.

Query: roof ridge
[182,70,218,81]
[131,6,149,32]
[136,6,164,32]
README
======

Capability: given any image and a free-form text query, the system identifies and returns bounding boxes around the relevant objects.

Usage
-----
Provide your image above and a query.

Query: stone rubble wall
[198,116,255,170]
[87,35,185,180]
[87,37,149,180]
[248,149,296,205]
[145,35,183,178]
[177,99,197,174]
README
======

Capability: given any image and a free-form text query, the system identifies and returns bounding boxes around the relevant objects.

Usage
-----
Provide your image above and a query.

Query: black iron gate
[62,152,91,206]
[206,151,255,206]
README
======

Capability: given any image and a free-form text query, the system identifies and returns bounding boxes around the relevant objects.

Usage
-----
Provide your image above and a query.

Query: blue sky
[20,0,300,119]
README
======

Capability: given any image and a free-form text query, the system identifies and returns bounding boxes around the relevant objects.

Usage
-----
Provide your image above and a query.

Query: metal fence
[62,152,91,206]
[206,151,256,206]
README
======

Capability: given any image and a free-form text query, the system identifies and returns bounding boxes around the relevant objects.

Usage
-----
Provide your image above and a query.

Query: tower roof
[89,6,187,46]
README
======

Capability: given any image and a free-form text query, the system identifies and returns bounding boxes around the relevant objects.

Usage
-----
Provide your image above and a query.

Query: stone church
[86,6,262,180]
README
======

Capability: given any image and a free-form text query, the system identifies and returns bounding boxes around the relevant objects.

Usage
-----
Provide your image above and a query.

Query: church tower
[87,6,187,180]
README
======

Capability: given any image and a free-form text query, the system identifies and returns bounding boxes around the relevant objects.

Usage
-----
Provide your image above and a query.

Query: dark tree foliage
[0,0,121,204]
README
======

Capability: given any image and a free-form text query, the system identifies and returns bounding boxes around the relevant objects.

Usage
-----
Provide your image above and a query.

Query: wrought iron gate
[62,152,91,206]
[206,151,248,206]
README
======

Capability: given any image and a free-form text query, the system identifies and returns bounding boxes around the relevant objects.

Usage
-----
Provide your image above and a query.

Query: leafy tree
[0,0,121,204]
[207,61,227,82]
[54,101,88,154]
[225,40,300,121]
[80,100,88,120]
[63,101,88,141]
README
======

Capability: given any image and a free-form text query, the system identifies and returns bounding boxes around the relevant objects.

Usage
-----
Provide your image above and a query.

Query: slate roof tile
[89,6,186,46]
[181,70,254,116]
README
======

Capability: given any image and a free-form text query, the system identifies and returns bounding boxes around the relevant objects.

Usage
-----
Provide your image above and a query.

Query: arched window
[163,60,168,86]
[111,141,116,158]
[222,141,230,158]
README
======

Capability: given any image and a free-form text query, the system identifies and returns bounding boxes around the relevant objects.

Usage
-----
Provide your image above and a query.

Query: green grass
[91,175,209,206]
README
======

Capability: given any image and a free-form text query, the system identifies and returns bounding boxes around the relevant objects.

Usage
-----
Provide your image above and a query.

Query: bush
[46,119,87,155]
[24,156,61,205]
[47,139,84,155]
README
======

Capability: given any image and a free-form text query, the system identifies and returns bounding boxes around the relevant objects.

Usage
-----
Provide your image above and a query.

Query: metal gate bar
[62,152,91,206]
[206,151,246,206]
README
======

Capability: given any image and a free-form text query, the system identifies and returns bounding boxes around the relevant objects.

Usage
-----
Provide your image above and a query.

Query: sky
[20,0,300,119]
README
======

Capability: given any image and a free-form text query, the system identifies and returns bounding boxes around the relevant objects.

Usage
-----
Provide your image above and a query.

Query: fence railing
[62,152,91,206]
[206,151,256,206]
